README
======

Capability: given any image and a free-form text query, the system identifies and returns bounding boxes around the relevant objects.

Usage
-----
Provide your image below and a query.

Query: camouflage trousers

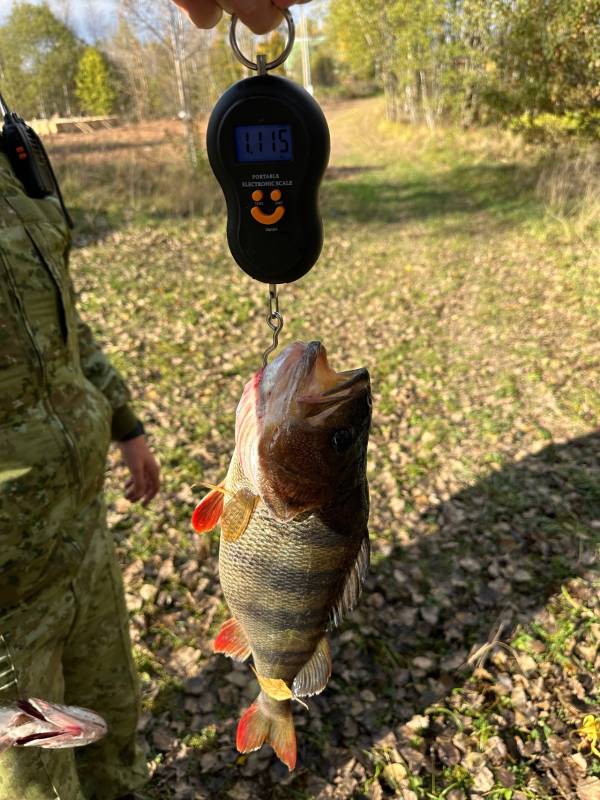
[0,495,148,800]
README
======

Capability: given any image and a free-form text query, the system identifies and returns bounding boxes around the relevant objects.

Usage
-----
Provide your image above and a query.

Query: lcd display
[235,124,293,163]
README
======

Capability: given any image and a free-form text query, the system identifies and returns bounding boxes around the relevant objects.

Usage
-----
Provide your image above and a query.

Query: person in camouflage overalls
[0,2,312,798]
[0,137,160,796]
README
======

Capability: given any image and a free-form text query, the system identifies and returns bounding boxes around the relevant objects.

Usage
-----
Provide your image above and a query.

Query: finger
[125,484,142,501]
[128,467,145,503]
[172,0,223,28]
[225,0,283,35]
[142,461,161,507]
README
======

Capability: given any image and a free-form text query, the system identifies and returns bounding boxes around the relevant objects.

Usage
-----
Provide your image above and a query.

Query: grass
[54,98,600,798]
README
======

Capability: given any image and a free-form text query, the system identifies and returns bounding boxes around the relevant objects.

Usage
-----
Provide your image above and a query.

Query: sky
[0,0,328,42]
[0,0,117,40]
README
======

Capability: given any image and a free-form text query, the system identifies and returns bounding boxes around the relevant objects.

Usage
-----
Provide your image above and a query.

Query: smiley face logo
[250,189,286,226]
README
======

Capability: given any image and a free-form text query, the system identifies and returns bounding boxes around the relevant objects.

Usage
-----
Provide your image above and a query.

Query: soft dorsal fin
[191,483,225,533]
[221,489,259,542]
[329,535,370,629]
[292,636,332,698]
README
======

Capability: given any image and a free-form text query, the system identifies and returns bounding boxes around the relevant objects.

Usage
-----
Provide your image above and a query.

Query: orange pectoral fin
[191,484,225,533]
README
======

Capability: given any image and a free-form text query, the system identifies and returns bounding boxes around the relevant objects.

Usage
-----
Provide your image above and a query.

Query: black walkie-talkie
[0,92,73,228]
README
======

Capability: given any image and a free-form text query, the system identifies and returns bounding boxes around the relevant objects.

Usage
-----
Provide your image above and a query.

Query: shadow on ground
[149,431,600,798]
[322,162,543,227]
[61,156,543,249]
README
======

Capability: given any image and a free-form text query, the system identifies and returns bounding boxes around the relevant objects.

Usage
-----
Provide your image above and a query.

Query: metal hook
[262,284,284,367]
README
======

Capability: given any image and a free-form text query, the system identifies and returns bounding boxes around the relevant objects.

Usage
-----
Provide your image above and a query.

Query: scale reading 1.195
[207,12,330,285]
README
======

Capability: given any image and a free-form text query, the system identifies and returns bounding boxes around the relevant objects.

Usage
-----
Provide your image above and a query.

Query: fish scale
[220,454,363,681]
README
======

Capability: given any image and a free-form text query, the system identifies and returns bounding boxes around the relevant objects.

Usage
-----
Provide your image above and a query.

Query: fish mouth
[17,699,46,721]
[297,341,369,402]
[15,699,81,746]
[256,340,370,426]
[13,698,106,748]
[18,731,67,746]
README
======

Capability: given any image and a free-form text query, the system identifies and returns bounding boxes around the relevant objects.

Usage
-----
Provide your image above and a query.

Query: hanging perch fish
[0,698,107,752]
[192,340,371,770]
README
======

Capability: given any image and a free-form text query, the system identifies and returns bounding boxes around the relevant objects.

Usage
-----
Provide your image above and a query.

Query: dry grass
[536,145,600,245]
[47,118,220,231]
[47,104,600,249]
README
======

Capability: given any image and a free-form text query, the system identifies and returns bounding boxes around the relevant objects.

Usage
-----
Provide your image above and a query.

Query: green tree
[325,0,600,128]
[0,2,82,118]
[485,0,600,118]
[327,0,467,125]
[75,47,117,115]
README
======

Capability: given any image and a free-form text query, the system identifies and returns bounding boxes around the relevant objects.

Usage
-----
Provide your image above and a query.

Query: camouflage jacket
[0,151,136,606]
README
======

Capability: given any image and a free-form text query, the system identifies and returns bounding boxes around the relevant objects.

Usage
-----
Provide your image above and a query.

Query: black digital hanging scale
[207,11,330,285]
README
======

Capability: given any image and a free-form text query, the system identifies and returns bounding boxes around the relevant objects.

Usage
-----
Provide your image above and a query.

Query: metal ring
[267,310,283,331]
[230,9,295,72]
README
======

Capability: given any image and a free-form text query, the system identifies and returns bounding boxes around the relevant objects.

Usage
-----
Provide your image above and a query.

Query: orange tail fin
[236,693,296,771]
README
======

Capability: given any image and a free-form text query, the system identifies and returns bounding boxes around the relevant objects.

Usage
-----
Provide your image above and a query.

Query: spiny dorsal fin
[292,636,332,698]
[213,618,252,662]
[329,535,370,629]
[221,489,259,542]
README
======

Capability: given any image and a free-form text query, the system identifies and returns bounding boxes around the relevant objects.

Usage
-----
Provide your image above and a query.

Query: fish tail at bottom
[236,692,296,771]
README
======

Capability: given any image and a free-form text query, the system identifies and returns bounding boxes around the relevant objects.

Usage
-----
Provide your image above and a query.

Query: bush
[510,111,600,143]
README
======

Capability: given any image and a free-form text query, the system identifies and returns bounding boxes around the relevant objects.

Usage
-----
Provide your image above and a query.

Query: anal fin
[292,636,332,698]
[213,618,252,661]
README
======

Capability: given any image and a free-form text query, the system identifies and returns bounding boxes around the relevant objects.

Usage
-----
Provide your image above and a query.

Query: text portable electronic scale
[207,10,330,363]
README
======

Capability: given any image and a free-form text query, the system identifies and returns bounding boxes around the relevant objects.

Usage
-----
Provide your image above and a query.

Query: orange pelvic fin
[191,483,225,533]
[213,618,251,662]
[236,693,296,771]
[221,488,259,542]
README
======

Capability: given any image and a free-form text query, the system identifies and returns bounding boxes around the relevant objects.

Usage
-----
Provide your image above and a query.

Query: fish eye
[331,428,353,454]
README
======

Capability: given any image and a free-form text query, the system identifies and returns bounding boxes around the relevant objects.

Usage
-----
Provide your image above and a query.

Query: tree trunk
[169,6,198,167]
[420,69,435,129]
[383,70,399,121]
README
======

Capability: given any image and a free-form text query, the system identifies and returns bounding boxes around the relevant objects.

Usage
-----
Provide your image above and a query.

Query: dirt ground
[67,100,600,799]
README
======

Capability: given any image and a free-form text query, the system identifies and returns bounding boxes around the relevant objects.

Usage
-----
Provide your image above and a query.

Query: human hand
[172,0,312,35]
[118,436,160,506]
